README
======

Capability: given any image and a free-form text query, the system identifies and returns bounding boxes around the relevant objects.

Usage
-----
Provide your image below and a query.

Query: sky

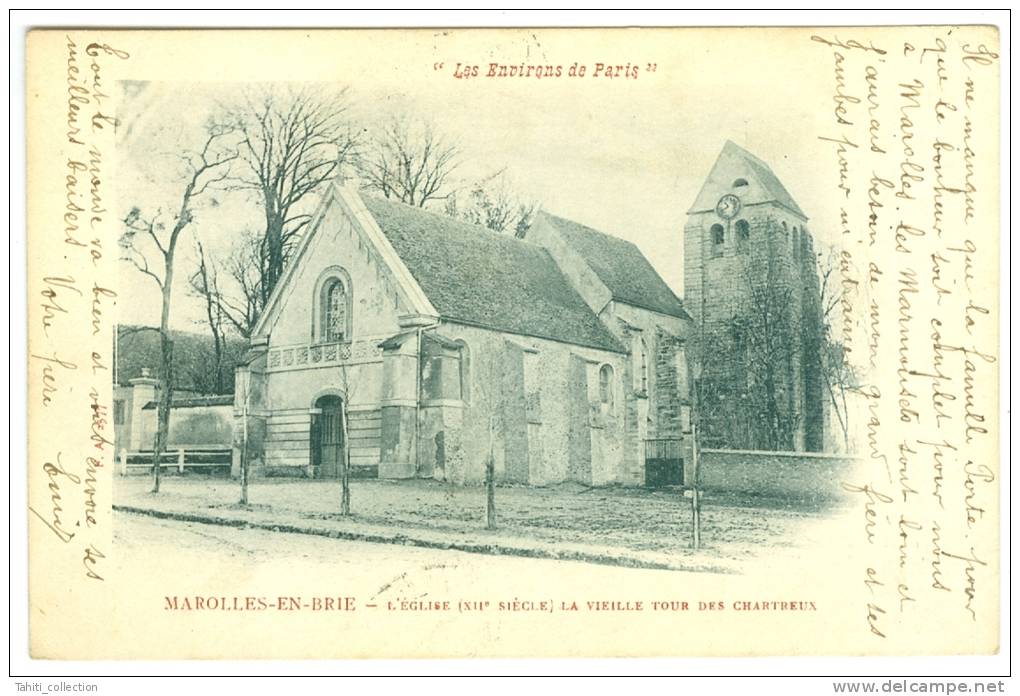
[114,28,838,334]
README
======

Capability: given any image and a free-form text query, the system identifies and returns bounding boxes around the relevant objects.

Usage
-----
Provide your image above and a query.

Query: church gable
[533,212,689,320]
[257,189,431,347]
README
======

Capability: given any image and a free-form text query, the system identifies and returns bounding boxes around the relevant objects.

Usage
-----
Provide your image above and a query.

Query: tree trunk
[211,332,221,393]
[151,332,173,493]
[485,417,496,530]
[340,402,351,516]
[152,246,177,493]
[197,241,226,395]
[265,213,285,300]
[239,374,249,505]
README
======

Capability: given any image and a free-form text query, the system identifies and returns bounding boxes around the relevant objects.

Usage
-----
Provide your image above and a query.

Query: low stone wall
[136,399,235,450]
[694,449,863,501]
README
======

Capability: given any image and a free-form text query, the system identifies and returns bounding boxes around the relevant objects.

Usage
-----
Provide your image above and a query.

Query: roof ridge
[538,211,689,321]
[362,193,545,248]
[719,141,806,219]
[723,139,773,171]
[538,210,642,251]
[361,195,628,353]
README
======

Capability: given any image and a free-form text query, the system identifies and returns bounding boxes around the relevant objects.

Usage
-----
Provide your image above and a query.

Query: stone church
[234,184,693,486]
[232,140,825,486]
[683,141,825,452]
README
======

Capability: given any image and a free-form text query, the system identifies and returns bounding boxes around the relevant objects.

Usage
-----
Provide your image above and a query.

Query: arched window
[710,223,725,257]
[322,278,349,342]
[733,178,749,188]
[735,219,750,252]
[792,226,800,255]
[599,364,614,409]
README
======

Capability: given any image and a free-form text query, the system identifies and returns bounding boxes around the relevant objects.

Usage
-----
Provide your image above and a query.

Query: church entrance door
[311,395,345,479]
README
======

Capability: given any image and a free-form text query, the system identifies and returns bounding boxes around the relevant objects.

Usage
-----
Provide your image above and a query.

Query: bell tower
[683,141,824,452]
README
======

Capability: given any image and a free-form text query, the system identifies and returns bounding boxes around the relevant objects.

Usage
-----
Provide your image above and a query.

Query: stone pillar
[232,339,268,479]
[128,369,158,451]
[566,354,592,485]
[501,340,529,484]
[523,348,545,485]
[378,333,419,479]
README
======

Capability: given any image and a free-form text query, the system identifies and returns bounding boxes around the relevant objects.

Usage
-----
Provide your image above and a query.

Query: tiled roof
[362,196,626,353]
[538,213,690,320]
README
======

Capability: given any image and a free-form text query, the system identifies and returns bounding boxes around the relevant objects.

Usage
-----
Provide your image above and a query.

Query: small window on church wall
[733,178,749,188]
[735,219,750,252]
[599,364,614,409]
[322,278,349,342]
[710,224,725,257]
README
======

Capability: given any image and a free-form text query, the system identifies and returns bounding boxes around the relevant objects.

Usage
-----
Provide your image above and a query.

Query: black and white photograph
[15,14,1006,686]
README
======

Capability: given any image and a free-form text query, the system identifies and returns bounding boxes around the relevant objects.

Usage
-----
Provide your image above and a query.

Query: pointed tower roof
[688,140,807,219]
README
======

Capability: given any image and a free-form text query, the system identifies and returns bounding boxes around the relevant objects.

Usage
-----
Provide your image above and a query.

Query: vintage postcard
[24,25,1002,660]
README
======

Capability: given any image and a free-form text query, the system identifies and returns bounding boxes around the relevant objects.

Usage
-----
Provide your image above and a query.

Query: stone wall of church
[603,302,691,484]
[241,193,415,477]
[235,321,646,485]
[431,322,629,486]
[233,339,388,478]
[233,191,693,484]
[260,359,384,476]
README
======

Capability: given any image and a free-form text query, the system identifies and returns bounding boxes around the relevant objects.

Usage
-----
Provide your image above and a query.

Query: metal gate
[644,438,684,488]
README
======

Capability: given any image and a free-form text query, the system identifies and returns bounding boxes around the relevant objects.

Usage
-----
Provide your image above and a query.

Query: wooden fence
[118,446,232,476]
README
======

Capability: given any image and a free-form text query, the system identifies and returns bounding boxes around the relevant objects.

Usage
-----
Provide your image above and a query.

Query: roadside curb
[114,504,735,575]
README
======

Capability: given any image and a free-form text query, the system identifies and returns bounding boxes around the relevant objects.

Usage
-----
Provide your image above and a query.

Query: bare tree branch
[220,84,361,307]
[444,169,538,236]
[119,122,238,492]
[358,115,459,208]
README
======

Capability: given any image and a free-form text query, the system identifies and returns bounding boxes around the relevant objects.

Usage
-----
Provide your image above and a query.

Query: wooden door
[312,396,344,479]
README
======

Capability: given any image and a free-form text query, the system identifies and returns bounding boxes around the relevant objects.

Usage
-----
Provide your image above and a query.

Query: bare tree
[336,353,358,517]
[485,415,496,530]
[358,115,458,208]
[188,238,229,394]
[207,228,268,340]
[817,251,858,452]
[226,85,360,302]
[120,126,236,493]
[444,169,538,237]
[698,252,801,451]
[733,254,801,450]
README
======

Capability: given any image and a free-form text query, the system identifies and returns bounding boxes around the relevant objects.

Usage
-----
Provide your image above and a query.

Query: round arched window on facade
[322,278,349,342]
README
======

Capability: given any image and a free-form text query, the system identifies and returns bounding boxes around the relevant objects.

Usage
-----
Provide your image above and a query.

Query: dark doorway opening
[311,395,344,479]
